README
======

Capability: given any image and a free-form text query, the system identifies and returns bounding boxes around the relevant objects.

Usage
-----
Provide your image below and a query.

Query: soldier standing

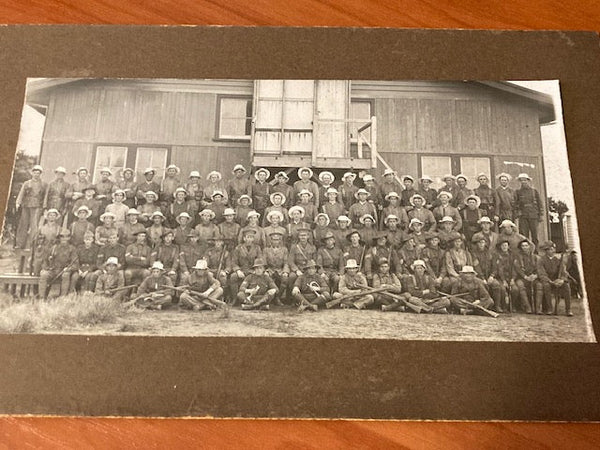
[168,187,196,228]
[379,168,403,203]
[237,258,278,310]
[124,229,152,287]
[438,174,460,208]
[160,164,182,207]
[105,190,130,229]
[227,164,251,207]
[39,229,78,298]
[417,175,438,210]
[15,164,47,249]
[338,172,358,210]
[64,167,91,226]
[461,195,484,244]
[494,173,516,223]
[71,186,101,226]
[454,174,473,211]
[291,260,331,311]
[473,173,495,219]
[407,194,436,231]
[234,195,253,227]
[348,188,377,228]
[381,192,408,231]
[135,168,161,206]
[317,171,335,207]
[432,191,462,231]
[262,192,288,227]
[43,166,70,216]
[470,216,498,252]
[514,173,543,248]
[250,168,271,217]
[94,167,116,211]
[219,208,241,249]
[399,175,417,208]
[321,188,345,225]
[293,167,320,209]
[115,168,137,208]
[271,171,294,208]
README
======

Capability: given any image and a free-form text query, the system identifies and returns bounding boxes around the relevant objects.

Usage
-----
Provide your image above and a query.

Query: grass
[0,292,124,333]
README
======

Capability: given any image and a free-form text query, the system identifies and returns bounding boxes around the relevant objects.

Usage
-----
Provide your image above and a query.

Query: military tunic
[43,178,70,212]
[70,219,95,246]
[119,222,145,246]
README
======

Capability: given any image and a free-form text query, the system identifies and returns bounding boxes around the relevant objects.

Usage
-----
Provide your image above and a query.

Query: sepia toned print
[0,77,593,342]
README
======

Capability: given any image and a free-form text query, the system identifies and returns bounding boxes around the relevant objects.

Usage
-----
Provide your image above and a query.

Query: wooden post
[370,116,377,169]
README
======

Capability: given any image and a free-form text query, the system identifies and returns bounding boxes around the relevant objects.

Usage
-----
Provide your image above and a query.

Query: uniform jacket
[451,277,492,302]
[179,242,207,273]
[188,271,220,292]
[293,180,320,208]
[70,220,95,246]
[95,271,125,293]
[231,243,263,272]
[119,222,146,246]
[43,178,70,210]
[239,273,278,295]
[227,177,251,205]
[407,207,437,231]
[288,242,317,272]
[263,246,289,273]
[135,180,161,203]
[432,204,463,231]
[125,242,152,268]
[338,272,369,294]
[445,248,473,277]
[515,185,543,219]
[205,246,230,272]
[249,181,271,212]
[76,243,100,272]
[294,273,330,295]
[372,272,402,289]
[491,251,513,282]
[138,274,173,294]
[348,201,377,227]
[43,242,78,271]
[96,243,126,268]
[537,254,567,282]
[421,246,447,278]
[263,225,288,248]
[321,201,346,224]
[513,251,539,279]
[316,246,344,272]
[150,243,179,272]
[160,176,182,202]
[494,186,515,219]
[17,178,47,208]
[406,273,437,298]
[342,244,367,268]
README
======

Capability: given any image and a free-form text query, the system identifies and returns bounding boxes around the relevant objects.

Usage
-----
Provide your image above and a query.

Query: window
[420,155,491,189]
[93,146,127,183]
[350,99,373,142]
[135,147,169,181]
[217,96,252,140]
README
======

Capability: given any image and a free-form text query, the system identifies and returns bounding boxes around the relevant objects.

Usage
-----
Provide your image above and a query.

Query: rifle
[48,255,79,285]
[438,290,499,318]
[216,247,226,276]
[123,288,171,307]
[164,285,226,308]
[325,285,390,308]
[104,284,137,294]
[378,290,424,313]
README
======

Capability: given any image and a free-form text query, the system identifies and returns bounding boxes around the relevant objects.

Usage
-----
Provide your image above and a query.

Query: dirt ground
[51,299,595,342]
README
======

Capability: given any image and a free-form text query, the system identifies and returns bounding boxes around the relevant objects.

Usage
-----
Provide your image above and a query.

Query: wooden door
[314,80,349,160]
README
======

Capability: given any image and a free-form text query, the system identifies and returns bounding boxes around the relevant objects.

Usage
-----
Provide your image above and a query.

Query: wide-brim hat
[176,212,191,222]
[383,214,398,225]
[223,208,236,216]
[297,167,313,179]
[58,228,71,237]
[32,165,43,173]
[384,191,399,201]
[437,191,453,200]
[111,189,126,199]
[162,228,175,238]
[207,171,222,181]
[242,228,257,237]
[150,211,166,220]
[318,171,335,183]
[83,185,97,193]
[270,192,286,204]
[254,168,271,180]
[442,174,456,181]
[252,258,266,268]
[336,215,351,223]
[346,230,362,242]
[517,238,531,249]
[539,240,557,251]
[198,209,216,220]
[326,187,339,196]
[123,167,134,175]
[362,174,374,183]
[187,230,200,238]
[465,194,481,208]
[476,172,489,180]
[54,166,66,174]
[266,210,284,222]
[439,215,456,224]
[99,212,116,222]
[232,164,247,174]
[401,234,415,243]
[173,187,188,198]
[459,265,477,274]
[354,188,370,199]
[297,228,311,237]
[237,194,252,205]
[126,208,140,216]
[314,213,330,226]
[449,231,463,242]
[246,210,261,220]
[76,167,88,175]
[44,208,61,219]
[303,260,319,270]
[211,190,225,199]
[409,193,425,206]
[424,231,439,241]
[517,173,532,181]
[359,214,375,224]
[143,168,156,175]
[477,216,493,224]
[496,239,511,250]
[133,229,148,236]
[496,172,512,181]
[144,190,158,199]
[344,259,359,270]
[189,171,201,178]
[409,217,424,228]
[297,189,314,199]
[100,167,113,176]
[192,259,209,270]
[455,174,467,182]
[402,175,414,183]
[420,175,433,183]
[383,168,396,176]
[372,232,388,244]
[500,219,517,229]
[411,259,427,270]
[288,205,305,218]
[275,171,289,180]
[104,257,119,267]
[321,231,336,242]
[165,164,180,173]
[75,205,92,218]
[151,261,165,271]
[342,172,356,181]
[471,234,488,244]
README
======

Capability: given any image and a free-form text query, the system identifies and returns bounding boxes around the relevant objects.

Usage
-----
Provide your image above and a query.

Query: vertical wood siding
[39,142,93,183]
[171,145,250,180]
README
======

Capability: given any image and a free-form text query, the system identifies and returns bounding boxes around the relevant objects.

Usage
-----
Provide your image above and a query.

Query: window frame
[91,144,172,183]
[215,94,253,142]
[418,153,494,189]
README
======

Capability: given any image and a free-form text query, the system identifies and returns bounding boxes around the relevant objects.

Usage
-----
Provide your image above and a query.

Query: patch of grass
[0,292,124,333]
[117,323,137,333]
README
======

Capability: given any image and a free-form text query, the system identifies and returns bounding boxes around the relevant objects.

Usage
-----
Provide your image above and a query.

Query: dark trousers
[519,217,539,248]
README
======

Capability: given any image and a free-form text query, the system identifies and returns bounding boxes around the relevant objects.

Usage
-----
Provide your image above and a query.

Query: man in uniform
[342,230,367,270]
[71,230,100,293]
[178,229,208,286]
[135,168,161,206]
[160,164,182,207]
[330,259,373,309]
[338,172,359,210]
[316,231,344,292]
[204,232,230,293]
[271,171,294,209]
[418,175,438,210]
[250,168,272,217]
[364,232,398,285]
[473,173,495,219]
[135,261,174,310]
[124,229,152,287]
[537,240,572,316]
[494,172,516,223]
[119,208,145,246]
[442,233,473,293]
[379,168,403,203]
[64,167,91,226]
[317,171,336,207]
[287,228,317,292]
[402,259,450,313]
[95,256,127,301]
[448,265,494,315]
[263,231,289,304]
[461,194,484,243]
[96,233,126,273]
[293,167,320,209]
[372,257,406,311]
[489,240,515,313]
[432,191,462,231]
[236,258,278,310]
[15,164,47,249]
[407,194,436,231]
[438,174,460,207]
[227,164,251,207]
[291,260,331,311]
[39,228,78,298]
[70,205,95,246]
[172,211,193,247]
[513,239,542,314]
[514,173,543,248]
[150,229,179,285]
[179,259,224,311]
[470,216,498,252]
[116,167,137,208]
[400,175,417,207]
[348,188,377,228]
[94,167,116,211]
[43,166,70,217]
[454,174,473,211]
[230,228,263,299]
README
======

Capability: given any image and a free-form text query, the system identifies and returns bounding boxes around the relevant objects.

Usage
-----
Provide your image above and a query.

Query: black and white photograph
[0,77,593,342]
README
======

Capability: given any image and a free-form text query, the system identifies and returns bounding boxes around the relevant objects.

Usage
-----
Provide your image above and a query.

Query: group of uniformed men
[13,162,573,315]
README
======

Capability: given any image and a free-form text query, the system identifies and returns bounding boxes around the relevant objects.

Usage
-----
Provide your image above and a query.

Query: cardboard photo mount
[0,26,599,420]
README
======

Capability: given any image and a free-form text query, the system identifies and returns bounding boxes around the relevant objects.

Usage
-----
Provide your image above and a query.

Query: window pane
[421,156,452,190]
[219,98,252,139]
[135,147,168,181]
[283,101,314,129]
[94,146,127,183]
[284,80,314,99]
[350,101,372,141]
[460,157,491,189]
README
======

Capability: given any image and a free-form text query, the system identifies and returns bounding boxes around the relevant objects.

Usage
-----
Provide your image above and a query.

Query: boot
[520,288,532,313]
[534,289,544,315]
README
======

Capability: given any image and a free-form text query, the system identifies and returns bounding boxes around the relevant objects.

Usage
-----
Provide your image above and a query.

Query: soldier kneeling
[291,260,331,312]
[179,259,225,311]
[236,258,278,310]
[134,261,174,310]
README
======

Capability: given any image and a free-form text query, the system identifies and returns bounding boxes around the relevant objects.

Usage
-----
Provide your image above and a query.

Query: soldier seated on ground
[448,265,494,315]
[38,228,79,299]
[403,260,450,314]
[330,259,373,310]
[538,240,573,316]
[179,259,225,311]
[94,257,127,301]
[134,261,174,310]
[236,258,278,310]
[291,260,331,312]
[372,258,406,311]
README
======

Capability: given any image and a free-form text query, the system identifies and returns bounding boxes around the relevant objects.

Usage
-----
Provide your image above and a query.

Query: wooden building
[26,78,555,233]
